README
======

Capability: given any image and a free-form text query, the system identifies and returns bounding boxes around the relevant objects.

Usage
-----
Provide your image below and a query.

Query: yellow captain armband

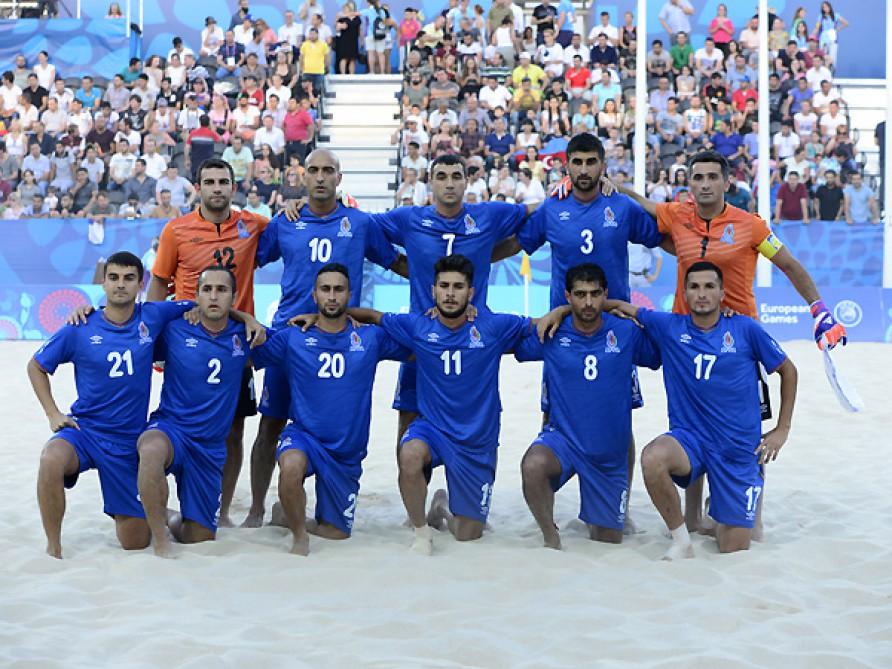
[757,232,784,259]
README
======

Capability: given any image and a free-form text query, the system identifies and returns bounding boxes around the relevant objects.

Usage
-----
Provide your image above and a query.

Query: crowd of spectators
[0,1,877,225]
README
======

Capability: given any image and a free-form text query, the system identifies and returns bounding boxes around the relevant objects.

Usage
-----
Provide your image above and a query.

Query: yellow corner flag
[519,252,532,282]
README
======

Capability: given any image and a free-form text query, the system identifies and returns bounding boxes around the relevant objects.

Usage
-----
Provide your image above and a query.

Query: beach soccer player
[251,264,410,555]
[607,261,798,559]
[514,263,660,549]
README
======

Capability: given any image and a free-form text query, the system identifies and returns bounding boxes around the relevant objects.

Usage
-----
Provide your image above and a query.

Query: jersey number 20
[318,352,345,378]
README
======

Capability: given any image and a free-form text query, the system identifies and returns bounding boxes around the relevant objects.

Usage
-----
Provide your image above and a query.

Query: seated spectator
[725,54,754,91]
[22,73,48,111]
[113,118,141,155]
[1,193,25,219]
[710,119,744,166]
[0,143,19,200]
[784,146,813,184]
[588,10,619,47]
[571,101,596,133]
[645,39,672,83]
[793,99,819,138]
[805,55,832,92]
[484,117,514,169]
[430,120,460,158]
[83,190,117,222]
[648,168,673,202]
[252,164,278,207]
[122,158,157,204]
[511,78,543,127]
[108,140,137,190]
[675,64,696,103]
[74,75,101,110]
[217,31,246,79]
[514,167,545,204]
[591,69,622,113]
[813,170,844,221]
[464,164,489,201]
[656,97,684,148]
[48,142,76,192]
[820,100,846,139]
[518,145,545,183]
[563,32,590,67]
[201,16,225,57]
[804,130,825,163]
[669,31,693,74]
[512,52,547,90]
[430,97,459,131]
[775,170,809,223]
[51,192,76,218]
[16,95,40,133]
[104,75,131,113]
[394,115,430,156]
[649,76,672,114]
[694,37,724,81]
[824,126,858,176]
[683,94,710,145]
[843,172,879,225]
[701,72,730,112]
[277,166,308,207]
[590,33,618,70]
[21,143,51,193]
[24,193,50,217]
[79,145,106,184]
[148,189,180,218]
[253,144,282,183]
[597,99,622,138]
[41,97,68,136]
[253,112,286,159]
[478,74,512,113]
[243,187,273,217]
[739,16,760,54]
[776,40,806,77]
[155,164,196,210]
[141,136,169,179]
[229,93,261,143]
[731,77,757,113]
[772,121,801,160]
[239,53,268,89]
[459,117,486,161]
[812,79,842,115]
[403,74,430,112]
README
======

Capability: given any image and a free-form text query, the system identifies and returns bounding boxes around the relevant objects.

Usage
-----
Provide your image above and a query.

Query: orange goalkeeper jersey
[152,208,269,315]
[655,200,784,318]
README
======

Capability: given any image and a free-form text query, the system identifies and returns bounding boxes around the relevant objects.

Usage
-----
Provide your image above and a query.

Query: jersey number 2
[207,358,222,384]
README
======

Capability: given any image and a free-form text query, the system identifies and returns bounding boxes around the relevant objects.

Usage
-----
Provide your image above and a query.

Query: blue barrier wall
[0,218,887,342]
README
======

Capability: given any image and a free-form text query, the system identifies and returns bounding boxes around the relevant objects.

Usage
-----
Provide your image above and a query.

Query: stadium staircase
[836,78,883,189]
[319,74,403,212]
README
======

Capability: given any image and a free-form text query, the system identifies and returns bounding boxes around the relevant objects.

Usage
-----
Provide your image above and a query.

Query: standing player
[147,157,297,527]
[369,154,535,445]
[27,252,194,558]
[241,148,408,528]
[609,150,843,533]
[137,267,264,557]
[250,264,410,555]
[347,255,542,555]
[607,262,798,559]
[514,264,660,550]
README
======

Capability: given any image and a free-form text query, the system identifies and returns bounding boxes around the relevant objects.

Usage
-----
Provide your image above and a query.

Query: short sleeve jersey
[151,318,249,443]
[637,310,787,456]
[251,325,409,463]
[519,193,661,308]
[372,202,527,313]
[656,200,783,318]
[380,311,530,448]
[152,209,270,315]
[515,314,660,463]
[33,301,194,440]
[257,203,398,328]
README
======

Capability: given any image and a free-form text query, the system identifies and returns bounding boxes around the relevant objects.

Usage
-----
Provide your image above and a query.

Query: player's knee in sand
[451,515,484,541]
[716,524,752,553]
[114,515,150,550]
[588,525,623,544]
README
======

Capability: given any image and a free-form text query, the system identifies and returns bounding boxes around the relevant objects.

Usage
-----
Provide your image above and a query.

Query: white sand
[1,340,891,668]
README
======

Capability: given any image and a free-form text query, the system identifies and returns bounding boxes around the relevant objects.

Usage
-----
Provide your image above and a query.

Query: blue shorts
[400,417,497,523]
[146,419,226,532]
[53,426,143,519]
[667,428,764,529]
[258,363,290,420]
[542,367,644,413]
[534,428,628,530]
[276,425,362,536]
[392,360,418,413]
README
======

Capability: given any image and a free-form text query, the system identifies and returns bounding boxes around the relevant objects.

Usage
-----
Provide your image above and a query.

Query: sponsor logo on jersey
[679,333,692,344]
[720,223,735,245]
[305,337,318,347]
[464,214,480,235]
[232,334,245,357]
[603,206,617,227]
[236,218,250,239]
[469,325,484,348]
[279,436,292,448]
[337,216,353,238]
[833,299,863,328]
[421,218,435,228]
[349,330,364,352]
[138,321,152,345]
[721,331,737,353]
[185,337,198,348]
[558,210,571,221]
[427,332,440,342]
[89,335,103,345]
[559,336,572,347]
[294,220,307,230]
[604,329,620,353]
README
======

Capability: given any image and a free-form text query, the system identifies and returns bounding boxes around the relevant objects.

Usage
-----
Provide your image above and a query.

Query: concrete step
[327,105,401,126]
[320,147,398,169]
[339,172,397,196]
[324,127,400,145]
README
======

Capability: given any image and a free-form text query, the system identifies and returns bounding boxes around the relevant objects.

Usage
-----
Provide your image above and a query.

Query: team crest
[604,329,620,353]
[232,334,245,357]
[138,321,152,345]
[89,335,103,345]
[603,206,617,228]
[721,331,737,353]
[559,336,572,347]
[236,218,250,239]
[337,217,353,238]
[720,224,735,245]
[558,211,570,221]
[349,330,364,352]
[469,325,484,348]
[464,214,480,235]
[185,337,198,348]
[305,337,318,347]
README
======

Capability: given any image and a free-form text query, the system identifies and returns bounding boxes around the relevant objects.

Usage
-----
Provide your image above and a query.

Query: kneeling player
[607,261,798,559]
[251,264,409,555]
[27,252,195,558]
[514,263,660,549]
[137,267,263,557]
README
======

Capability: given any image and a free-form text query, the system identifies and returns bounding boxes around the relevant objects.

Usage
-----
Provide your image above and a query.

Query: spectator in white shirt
[772,122,801,160]
[141,136,169,180]
[253,112,286,157]
[265,74,292,105]
[514,167,545,204]
[536,29,565,78]
[278,10,304,47]
[0,72,22,118]
[562,33,590,65]
[694,38,724,81]
[155,165,196,209]
[587,11,619,47]
[820,100,847,138]
[812,79,842,115]
[805,55,833,92]
[478,74,513,112]
[49,79,74,113]
[108,140,137,189]
[200,16,225,56]
[738,16,760,54]
[793,100,818,138]
[397,168,429,206]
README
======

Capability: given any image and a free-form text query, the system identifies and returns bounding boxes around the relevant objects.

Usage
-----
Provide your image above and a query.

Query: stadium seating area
[0,0,878,224]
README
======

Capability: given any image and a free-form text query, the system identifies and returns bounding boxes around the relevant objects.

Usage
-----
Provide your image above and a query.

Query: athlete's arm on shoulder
[513,325,545,362]
[369,208,408,245]
[346,307,387,326]
[376,327,413,362]
[490,200,530,238]
[632,323,662,370]
[491,236,522,262]
[604,298,641,320]
[370,310,416,347]
[516,202,547,255]
[534,304,571,341]
[618,183,657,219]
[626,193,664,248]
[256,214,282,267]
[250,326,286,370]
[229,308,266,347]
[148,299,196,323]
[363,213,402,273]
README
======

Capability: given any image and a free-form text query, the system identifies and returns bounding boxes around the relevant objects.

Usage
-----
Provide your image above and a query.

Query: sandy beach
[1,339,890,668]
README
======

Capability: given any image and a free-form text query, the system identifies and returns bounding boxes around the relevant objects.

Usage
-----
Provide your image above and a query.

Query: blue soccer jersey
[257,203,399,327]
[380,311,530,448]
[518,193,661,307]
[515,314,660,464]
[33,301,194,439]
[251,324,409,462]
[371,202,528,312]
[151,318,249,444]
[636,311,788,455]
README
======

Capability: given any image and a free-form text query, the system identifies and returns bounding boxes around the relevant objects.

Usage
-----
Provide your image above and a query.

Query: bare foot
[152,537,175,559]
[426,489,450,531]
[661,542,695,561]
[241,509,265,528]
[697,514,717,536]
[542,527,562,550]
[752,522,764,543]
[411,525,433,555]
[289,531,310,556]
[623,513,642,536]
[46,543,62,559]
[217,513,234,529]
[269,502,287,528]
